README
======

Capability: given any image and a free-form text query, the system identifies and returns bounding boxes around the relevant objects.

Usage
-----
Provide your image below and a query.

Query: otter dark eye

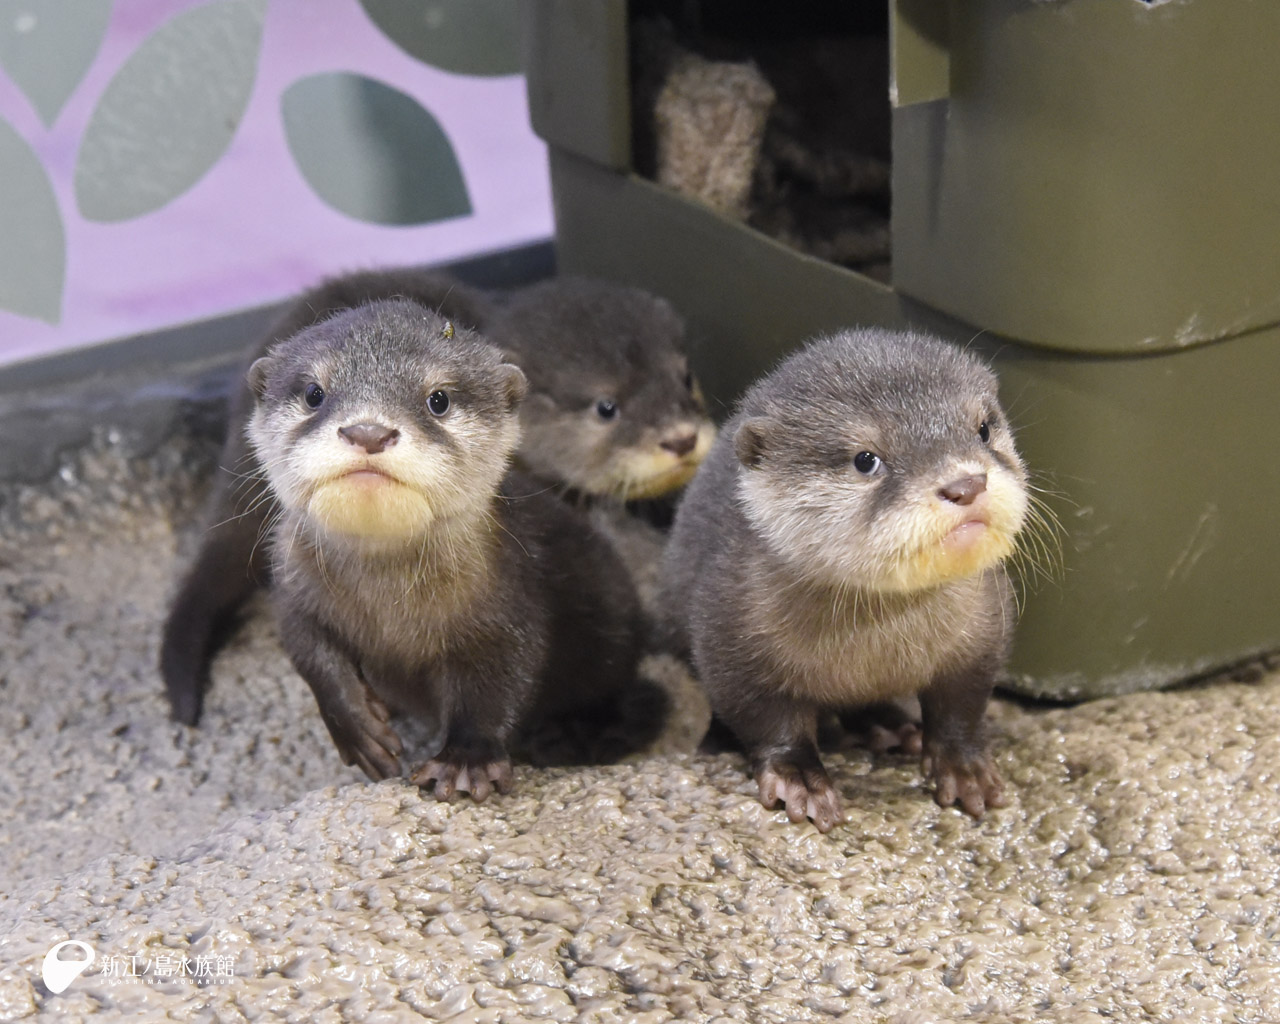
[427,390,450,417]
[304,383,325,409]
[978,421,991,443]
[853,451,881,475]
[684,370,694,391]
[596,399,618,421]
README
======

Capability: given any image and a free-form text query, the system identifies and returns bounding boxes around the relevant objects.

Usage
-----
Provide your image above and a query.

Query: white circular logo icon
[42,941,95,994]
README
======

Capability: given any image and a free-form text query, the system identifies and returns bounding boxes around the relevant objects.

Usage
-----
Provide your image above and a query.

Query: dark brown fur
[244,301,642,796]
[161,270,707,724]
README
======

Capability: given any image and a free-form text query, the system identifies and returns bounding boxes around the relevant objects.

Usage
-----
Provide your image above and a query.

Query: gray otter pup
[477,276,716,500]
[161,270,712,725]
[246,299,642,797]
[662,329,1028,832]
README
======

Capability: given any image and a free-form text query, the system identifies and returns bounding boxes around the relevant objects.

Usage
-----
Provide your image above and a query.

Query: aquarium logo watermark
[42,941,95,993]
[42,940,237,991]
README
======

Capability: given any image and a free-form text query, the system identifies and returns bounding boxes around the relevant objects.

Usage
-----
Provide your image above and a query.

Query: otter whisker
[252,504,288,563]
[481,505,531,560]
[204,482,276,534]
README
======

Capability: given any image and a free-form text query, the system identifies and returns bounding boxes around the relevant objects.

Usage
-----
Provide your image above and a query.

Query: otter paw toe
[328,700,403,782]
[412,755,513,803]
[756,762,844,833]
[924,750,1005,818]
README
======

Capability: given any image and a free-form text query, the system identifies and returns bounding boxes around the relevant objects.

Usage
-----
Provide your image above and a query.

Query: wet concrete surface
[1,413,1279,1022]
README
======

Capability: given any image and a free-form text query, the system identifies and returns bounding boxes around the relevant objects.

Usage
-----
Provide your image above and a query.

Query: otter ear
[497,363,527,411]
[735,416,773,468]
[246,357,272,400]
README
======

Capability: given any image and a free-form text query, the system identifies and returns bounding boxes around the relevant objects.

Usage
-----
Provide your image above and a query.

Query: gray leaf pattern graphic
[74,0,266,223]
[0,0,114,127]
[359,0,521,77]
[282,72,472,227]
[0,115,65,322]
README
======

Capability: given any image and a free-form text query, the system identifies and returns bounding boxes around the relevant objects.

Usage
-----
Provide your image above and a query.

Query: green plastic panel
[529,3,1280,697]
[892,0,1280,355]
[551,149,918,406]
[991,326,1280,698]
[890,0,949,107]
[551,151,1280,698]
[521,0,630,171]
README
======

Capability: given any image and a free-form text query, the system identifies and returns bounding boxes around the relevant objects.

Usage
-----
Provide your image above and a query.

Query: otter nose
[938,474,987,506]
[660,432,699,457]
[339,423,400,454]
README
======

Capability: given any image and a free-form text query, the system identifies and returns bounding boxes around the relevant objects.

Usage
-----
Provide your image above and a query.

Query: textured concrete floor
[1,432,1279,1023]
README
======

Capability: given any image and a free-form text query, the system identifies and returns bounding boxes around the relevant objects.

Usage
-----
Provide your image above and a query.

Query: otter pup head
[246,300,526,543]
[488,278,717,500]
[735,329,1028,593]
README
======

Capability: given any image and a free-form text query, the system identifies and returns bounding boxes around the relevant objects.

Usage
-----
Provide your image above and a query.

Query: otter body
[162,270,712,724]
[245,300,641,797]
[663,329,1029,831]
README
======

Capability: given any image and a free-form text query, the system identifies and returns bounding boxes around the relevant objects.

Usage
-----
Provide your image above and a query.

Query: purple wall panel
[0,0,552,367]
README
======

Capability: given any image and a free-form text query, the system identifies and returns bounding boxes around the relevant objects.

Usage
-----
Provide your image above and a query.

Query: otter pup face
[491,279,716,500]
[246,301,526,542]
[735,330,1028,593]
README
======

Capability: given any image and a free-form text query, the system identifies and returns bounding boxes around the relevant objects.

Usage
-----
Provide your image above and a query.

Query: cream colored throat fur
[518,419,717,500]
[604,421,718,500]
[741,570,1000,706]
[276,507,501,664]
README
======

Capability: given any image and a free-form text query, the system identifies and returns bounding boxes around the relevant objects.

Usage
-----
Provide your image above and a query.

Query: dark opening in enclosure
[629,0,892,281]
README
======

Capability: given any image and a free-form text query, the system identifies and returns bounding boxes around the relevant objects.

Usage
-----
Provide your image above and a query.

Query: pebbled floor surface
[1,432,1278,1023]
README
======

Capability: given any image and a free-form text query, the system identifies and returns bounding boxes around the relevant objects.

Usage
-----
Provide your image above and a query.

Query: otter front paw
[321,690,404,782]
[412,753,513,803]
[923,748,1005,818]
[756,760,844,833]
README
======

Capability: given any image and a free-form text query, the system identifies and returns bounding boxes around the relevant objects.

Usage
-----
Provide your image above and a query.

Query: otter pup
[253,268,716,499]
[662,329,1029,832]
[477,276,716,501]
[244,299,641,796]
[161,270,713,725]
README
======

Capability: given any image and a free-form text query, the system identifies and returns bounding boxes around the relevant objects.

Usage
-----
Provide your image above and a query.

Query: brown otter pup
[242,299,642,796]
[662,329,1029,832]
[161,270,713,725]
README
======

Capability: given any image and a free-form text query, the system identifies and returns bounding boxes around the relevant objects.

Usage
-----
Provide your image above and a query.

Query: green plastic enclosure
[521,0,1280,700]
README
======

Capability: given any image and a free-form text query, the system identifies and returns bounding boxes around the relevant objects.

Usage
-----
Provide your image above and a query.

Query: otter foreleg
[919,661,1005,818]
[279,609,404,781]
